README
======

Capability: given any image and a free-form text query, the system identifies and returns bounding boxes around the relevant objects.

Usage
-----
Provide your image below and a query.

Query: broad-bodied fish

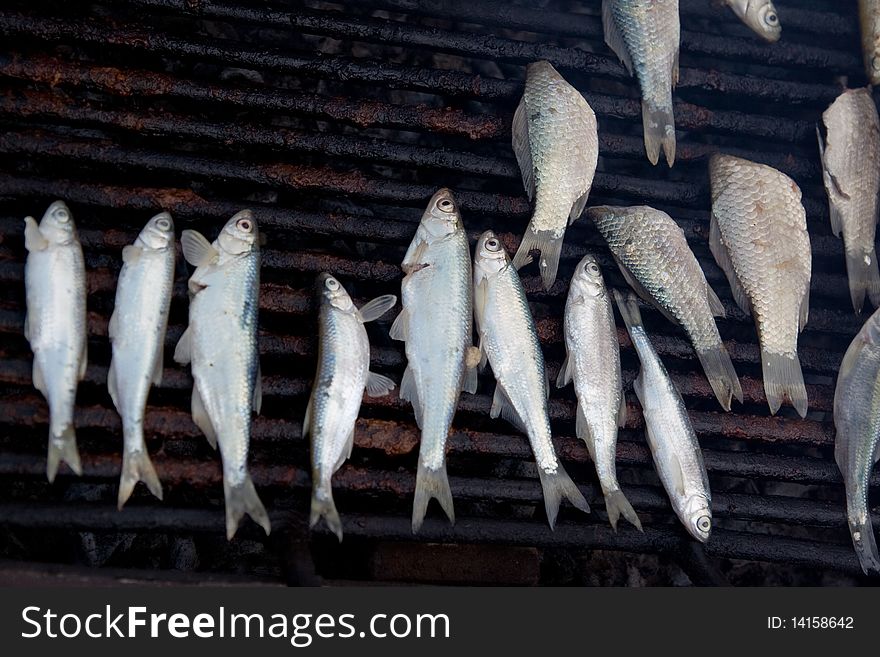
[716,0,781,42]
[305,273,396,541]
[818,87,880,313]
[587,205,742,411]
[510,60,599,290]
[834,305,880,575]
[23,201,87,482]
[614,291,712,542]
[860,0,880,86]
[558,255,641,531]
[390,189,481,533]
[474,231,590,528]
[174,210,270,540]
[602,0,680,166]
[109,212,175,508]
[709,153,811,417]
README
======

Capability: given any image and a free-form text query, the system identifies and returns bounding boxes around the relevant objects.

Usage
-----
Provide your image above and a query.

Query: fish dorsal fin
[108,309,119,340]
[709,212,751,316]
[474,276,489,330]
[706,282,726,318]
[618,394,628,428]
[490,384,527,434]
[334,426,356,472]
[799,283,810,331]
[556,351,574,388]
[366,371,395,397]
[79,339,88,381]
[602,0,633,75]
[122,244,142,264]
[253,362,262,415]
[359,295,397,323]
[302,391,313,440]
[173,326,193,365]
[191,380,217,449]
[569,191,589,226]
[389,308,409,341]
[23,217,48,252]
[181,230,218,268]
[816,124,850,238]
[512,96,535,202]
[107,362,119,409]
[32,360,47,396]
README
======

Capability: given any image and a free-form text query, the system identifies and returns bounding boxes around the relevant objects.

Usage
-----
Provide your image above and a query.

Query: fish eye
[873,56,880,72]
[55,208,70,223]
[764,12,777,26]
[437,197,455,213]
[325,277,339,291]
[157,218,171,231]
[485,237,501,252]
[697,515,711,533]
[237,218,252,232]
[587,262,600,275]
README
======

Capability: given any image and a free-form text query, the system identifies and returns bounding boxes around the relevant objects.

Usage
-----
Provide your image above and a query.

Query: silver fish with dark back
[716,0,781,42]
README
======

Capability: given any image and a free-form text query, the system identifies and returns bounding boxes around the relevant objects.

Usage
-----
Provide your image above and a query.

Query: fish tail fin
[604,489,642,532]
[761,350,808,418]
[47,424,82,483]
[537,465,590,530]
[844,247,880,312]
[848,515,880,576]
[117,449,163,509]
[696,344,743,411]
[411,459,455,533]
[223,475,271,540]
[309,481,343,542]
[642,100,676,167]
[512,225,563,291]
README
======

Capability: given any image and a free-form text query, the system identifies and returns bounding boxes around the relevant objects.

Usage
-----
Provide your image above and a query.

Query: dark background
[0,0,876,586]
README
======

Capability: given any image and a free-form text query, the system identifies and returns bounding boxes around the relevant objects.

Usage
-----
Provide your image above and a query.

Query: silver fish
[833,306,880,575]
[558,255,641,531]
[817,87,880,313]
[474,231,590,527]
[709,153,811,417]
[23,201,87,482]
[510,60,599,290]
[614,291,711,542]
[390,189,480,532]
[587,205,742,411]
[108,212,175,508]
[173,210,270,540]
[603,0,680,166]
[860,0,880,86]
[305,273,396,541]
[717,0,781,42]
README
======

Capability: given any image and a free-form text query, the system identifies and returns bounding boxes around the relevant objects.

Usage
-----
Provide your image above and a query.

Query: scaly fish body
[709,154,811,417]
[603,0,679,166]
[108,212,175,508]
[23,201,87,482]
[174,210,270,540]
[474,231,590,528]
[719,0,781,42]
[306,274,396,541]
[511,60,598,290]
[558,255,641,531]
[834,306,880,575]
[391,189,479,532]
[818,87,880,313]
[587,205,742,411]
[614,291,711,542]
[860,0,880,85]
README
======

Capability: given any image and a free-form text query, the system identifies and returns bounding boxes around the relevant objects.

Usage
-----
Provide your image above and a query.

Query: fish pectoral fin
[816,124,848,237]
[473,276,489,329]
[23,216,48,252]
[401,239,428,275]
[32,359,47,396]
[366,371,396,397]
[400,365,423,428]
[709,212,752,316]
[191,381,218,449]
[122,244,143,264]
[614,259,679,326]
[180,229,218,268]
[555,351,573,388]
[649,423,687,498]
[358,294,397,323]
[253,362,262,415]
[173,326,193,365]
[332,427,356,472]
[107,362,120,410]
[490,384,527,434]
[511,96,535,202]
[575,404,596,462]
[389,308,409,341]
[601,0,633,75]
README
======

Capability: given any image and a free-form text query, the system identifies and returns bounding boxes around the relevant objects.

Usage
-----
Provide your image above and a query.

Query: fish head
[729,0,781,43]
[571,254,607,300]
[137,212,175,250]
[684,495,712,542]
[316,272,355,313]
[473,230,509,280]
[418,188,462,241]
[38,200,76,244]
[218,209,259,256]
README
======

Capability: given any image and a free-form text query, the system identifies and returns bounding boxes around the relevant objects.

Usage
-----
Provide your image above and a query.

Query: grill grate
[0,0,875,585]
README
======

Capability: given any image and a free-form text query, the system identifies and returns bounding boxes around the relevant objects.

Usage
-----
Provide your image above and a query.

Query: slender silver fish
[390,189,480,532]
[709,153,811,417]
[818,87,880,313]
[474,231,590,528]
[716,0,781,42]
[834,306,880,575]
[587,205,742,411]
[23,200,87,482]
[173,210,270,540]
[613,291,711,542]
[109,212,175,508]
[510,60,599,290]
[558,255,641,531]
[860,0,880,86]
[603,0,680,166]
[305,273,396,541]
